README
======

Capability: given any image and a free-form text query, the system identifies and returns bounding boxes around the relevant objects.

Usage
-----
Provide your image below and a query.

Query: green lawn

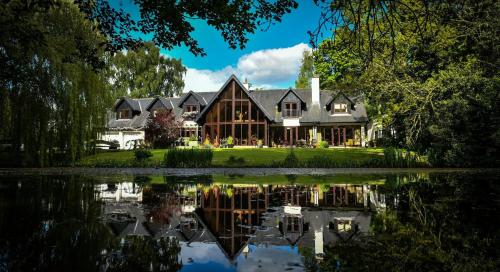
[79,147,385,167]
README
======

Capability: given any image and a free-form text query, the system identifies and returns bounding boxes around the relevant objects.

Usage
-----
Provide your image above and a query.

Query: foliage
[226,136,234,145]
[257,139,264,147]
[295,50,314,88]
[318,141,329,148]
[76,0,299,55]
[312,0,500,167]
[226,155,245,166]
[319,173,500,271]
[109,42,186,98]
[0,0,112,166]
[134,149,152,161]
[145,109,182,148]
[164,148,213,168]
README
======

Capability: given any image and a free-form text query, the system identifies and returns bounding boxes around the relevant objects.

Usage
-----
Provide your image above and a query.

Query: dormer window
[284,102,298,117]
[117,109,132,119]
[185,105,197,112]
[333,103,348,113]
[335,219,353,232]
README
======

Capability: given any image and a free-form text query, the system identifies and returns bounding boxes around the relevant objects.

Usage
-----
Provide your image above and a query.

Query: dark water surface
[0,172,499,271]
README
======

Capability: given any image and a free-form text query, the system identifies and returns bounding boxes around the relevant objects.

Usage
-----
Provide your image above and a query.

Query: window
[284,102,298,117]
[333,103,348,113]
[185,105,197,112]
[336,219,353,232]
[153,110,157,117]
[117,109,131,119]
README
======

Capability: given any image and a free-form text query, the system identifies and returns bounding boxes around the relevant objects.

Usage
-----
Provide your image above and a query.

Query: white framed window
[333,103,348,113]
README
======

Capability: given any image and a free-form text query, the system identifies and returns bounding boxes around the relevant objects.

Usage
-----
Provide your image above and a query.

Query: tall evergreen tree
[295,50,314,88]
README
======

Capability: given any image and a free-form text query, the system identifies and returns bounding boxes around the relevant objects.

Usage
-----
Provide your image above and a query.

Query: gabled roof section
[177,90,209,107]
[195,75,274,122]
[276,88,306,105]
[146,97,173,111]
[115,97,141,111]
[325,91,355,106]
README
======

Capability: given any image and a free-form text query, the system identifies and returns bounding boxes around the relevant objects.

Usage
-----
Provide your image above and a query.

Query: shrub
[134,149,152,161]
[164,148,213,168]
[318,141,329,148]
[274,148,301,167]
[382,147,425,167]
[227,136,234,145]
[226,155,245,166]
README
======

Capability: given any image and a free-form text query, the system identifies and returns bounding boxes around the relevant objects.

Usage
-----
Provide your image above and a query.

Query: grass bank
[78,147,428,168]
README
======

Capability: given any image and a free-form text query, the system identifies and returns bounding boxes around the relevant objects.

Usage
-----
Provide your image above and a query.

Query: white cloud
[183,43,311,93]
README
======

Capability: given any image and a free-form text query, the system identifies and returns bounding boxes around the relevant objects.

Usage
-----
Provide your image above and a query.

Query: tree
[145,109,182,148]
[295,50,314,88]
[109,42,186,98]
[0,0,112,166]
[74,0,299,55]
[311,0,500,166]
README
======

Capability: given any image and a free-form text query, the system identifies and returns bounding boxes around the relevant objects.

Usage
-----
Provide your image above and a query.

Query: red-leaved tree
[145,109,182,148]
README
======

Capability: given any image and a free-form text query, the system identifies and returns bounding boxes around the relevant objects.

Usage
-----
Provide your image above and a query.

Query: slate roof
[249,89,368,124]
[106,76,368,129]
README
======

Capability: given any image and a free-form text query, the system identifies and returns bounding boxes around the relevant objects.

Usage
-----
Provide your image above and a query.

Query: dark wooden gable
[196,75,273,123]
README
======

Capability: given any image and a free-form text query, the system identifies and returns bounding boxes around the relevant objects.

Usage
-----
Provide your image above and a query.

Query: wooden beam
[343,127,346,146]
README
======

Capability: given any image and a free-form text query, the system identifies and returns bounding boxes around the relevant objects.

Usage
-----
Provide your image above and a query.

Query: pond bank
[0,167,496,177]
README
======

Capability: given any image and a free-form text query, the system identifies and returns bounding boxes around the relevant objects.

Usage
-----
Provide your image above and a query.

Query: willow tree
[0,0,112,166]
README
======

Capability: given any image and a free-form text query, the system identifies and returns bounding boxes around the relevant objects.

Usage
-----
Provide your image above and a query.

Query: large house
[100,75,369,149]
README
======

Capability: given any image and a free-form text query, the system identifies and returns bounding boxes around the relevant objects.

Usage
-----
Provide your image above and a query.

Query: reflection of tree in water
[148,194,184,224]
[311,173,500,272]
[0,176,182,271]
[107,236,181,272]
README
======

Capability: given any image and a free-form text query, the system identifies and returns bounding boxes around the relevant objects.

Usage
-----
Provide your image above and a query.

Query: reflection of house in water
[96,181,386,266]
[272,184,386,211]
[196,184,386,261]
[197,185,269,260]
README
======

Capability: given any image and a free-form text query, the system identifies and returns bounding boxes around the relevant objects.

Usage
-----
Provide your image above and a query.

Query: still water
[0,172,499,271]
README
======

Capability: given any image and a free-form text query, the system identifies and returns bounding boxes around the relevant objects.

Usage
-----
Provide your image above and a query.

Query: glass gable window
[202,82,268,146]
[333,103,348,113]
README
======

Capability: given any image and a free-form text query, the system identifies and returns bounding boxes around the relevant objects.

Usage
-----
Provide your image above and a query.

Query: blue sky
[112,1,323,92]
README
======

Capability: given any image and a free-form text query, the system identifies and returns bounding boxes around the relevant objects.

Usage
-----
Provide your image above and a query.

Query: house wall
[100,130,145,150]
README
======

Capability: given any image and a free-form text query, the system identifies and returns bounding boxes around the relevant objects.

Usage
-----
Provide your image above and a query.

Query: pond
[0,171,499,271]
